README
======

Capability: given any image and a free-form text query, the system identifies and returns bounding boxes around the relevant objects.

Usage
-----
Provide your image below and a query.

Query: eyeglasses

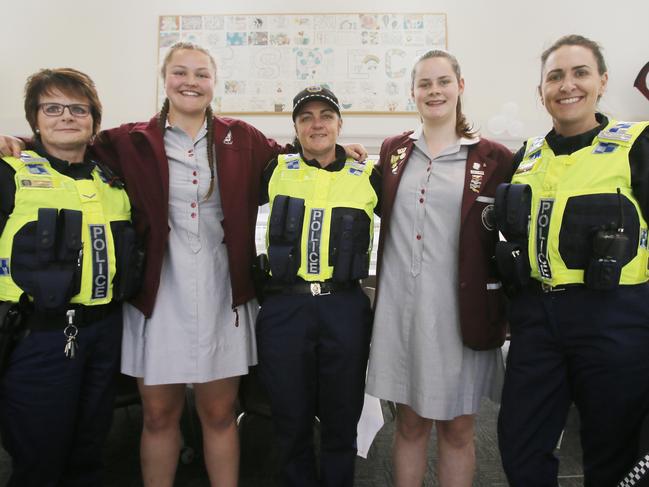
[39,103,91,117]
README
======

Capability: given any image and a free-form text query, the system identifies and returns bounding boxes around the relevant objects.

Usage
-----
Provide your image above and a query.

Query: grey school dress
[366,129,503,420]
[121,122,258,385]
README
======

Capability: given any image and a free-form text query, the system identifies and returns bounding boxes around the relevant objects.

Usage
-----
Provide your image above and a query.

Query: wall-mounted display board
[157,13,447,114]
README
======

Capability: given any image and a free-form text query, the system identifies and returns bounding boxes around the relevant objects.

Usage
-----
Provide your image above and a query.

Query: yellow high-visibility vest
[0,151,131,304]
[512,120,649,286]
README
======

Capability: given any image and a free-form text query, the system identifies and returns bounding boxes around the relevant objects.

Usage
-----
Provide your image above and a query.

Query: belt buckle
[310,282,330,297]
[541,282,564,293]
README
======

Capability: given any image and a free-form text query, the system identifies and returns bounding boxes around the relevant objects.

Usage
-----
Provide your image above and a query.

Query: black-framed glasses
[39,103,91,117]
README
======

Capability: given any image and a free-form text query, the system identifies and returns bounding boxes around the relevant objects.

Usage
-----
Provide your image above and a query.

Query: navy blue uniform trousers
[0,308,122,487]
[256,285,372,487]
[498,283,649,487]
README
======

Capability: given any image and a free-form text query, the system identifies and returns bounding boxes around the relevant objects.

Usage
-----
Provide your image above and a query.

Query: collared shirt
[405,125,479,276]
[163,120,211,250]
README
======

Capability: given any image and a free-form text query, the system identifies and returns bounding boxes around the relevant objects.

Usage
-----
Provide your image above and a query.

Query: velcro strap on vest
[36,208,57,263]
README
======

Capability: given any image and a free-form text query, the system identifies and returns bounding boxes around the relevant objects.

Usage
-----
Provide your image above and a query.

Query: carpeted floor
[0,394,585,486]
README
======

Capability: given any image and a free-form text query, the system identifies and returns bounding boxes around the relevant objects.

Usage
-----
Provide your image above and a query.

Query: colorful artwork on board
[157,12,447,113]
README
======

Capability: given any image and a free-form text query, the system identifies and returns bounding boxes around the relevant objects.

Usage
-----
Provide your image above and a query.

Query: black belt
[23,301,120,331]
[265,280,358,296]
[528,280,584,293]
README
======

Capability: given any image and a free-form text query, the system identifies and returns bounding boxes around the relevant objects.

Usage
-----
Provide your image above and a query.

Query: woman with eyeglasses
[0,68,137,486]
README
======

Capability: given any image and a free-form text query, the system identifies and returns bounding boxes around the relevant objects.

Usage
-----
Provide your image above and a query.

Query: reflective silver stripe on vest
[536,198,554,280]
[307,208,325,274]
[90,224,109,299]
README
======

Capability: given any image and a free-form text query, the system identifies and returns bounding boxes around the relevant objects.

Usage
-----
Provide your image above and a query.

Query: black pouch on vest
[268,196,304,283]
[495,183,532,241]
[29,209,80,312]
[284,197,305,244]
[36,208,58,263]
[495,241,530,295]
[268,195,288,242]
[332,215,354,282]
[57,209,82,261]
[330,210,371,282]
[112,225,145,302]
[58,210,83,298]
[268,246,298,283]
[584,229,629,290]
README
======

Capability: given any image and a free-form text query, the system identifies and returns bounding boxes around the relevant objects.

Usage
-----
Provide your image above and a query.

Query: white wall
[3,0,649,152]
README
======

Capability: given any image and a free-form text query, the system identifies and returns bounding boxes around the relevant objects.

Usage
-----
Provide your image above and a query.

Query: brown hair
[158,42,218,200]
[411,50,475,139]
[24,68,102,137]
[540,34,607,81]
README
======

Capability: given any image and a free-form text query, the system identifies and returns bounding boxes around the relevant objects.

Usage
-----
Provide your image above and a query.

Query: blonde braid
[204,105,216,201]
[158,98,170,131]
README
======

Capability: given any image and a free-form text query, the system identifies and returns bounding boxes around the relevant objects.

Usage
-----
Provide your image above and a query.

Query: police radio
[584,188,630,290]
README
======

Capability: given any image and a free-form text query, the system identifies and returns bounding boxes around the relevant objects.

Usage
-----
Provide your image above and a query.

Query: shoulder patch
[26,163,49,175]
[599,121,636,143]
[19,152,48,164]
[524,136,545,158]
[592,142,619,154]
[285,154,301,169]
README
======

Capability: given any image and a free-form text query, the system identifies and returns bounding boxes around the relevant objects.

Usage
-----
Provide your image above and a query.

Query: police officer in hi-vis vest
[256,86,381,487]
[495,35,649,487]
[0,68,141,486]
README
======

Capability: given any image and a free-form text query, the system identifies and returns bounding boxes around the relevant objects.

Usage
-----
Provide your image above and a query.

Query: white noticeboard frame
[157,13,448,115]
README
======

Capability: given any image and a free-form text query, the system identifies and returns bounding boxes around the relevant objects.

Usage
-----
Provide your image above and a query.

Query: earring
[35,128,40,134]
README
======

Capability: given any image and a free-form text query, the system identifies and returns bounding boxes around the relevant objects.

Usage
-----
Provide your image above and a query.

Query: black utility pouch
[57,209,82,261]
[268,246,298,283]
[20,209,81,312]
[495,241,531,295]
[330,210,371,282]
[113,225,146,302]
[284,197,305,244]
[58,209,83,297]
[332,215,354,282]
[268,196,304,283]
[268,196,289,242]
[584,230,629,290]
[495,183,532,241]
[36,208,58,263]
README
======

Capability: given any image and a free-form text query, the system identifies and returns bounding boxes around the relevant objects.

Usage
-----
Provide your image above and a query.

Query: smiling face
[36,88,94,159]
[540,44,608,136]
[164,48,216,121]
[294,100,342,164]
[411,56,464,126]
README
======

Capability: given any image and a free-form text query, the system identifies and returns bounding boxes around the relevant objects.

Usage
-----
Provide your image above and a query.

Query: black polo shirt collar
[545,113,608,156]
[299,144,347,172]
[32,141,95,180]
